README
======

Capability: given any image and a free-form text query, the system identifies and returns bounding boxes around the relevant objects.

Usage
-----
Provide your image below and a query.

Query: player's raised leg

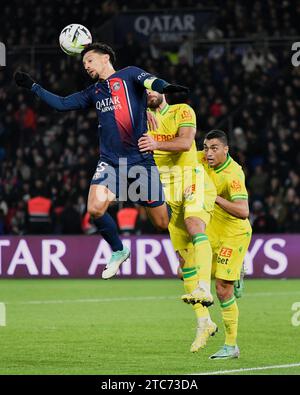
[181,167,216,307]
[181,218,214,306]
[87,183,129,280]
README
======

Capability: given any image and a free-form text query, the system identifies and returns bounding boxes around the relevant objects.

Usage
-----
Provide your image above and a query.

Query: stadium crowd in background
[0,0,300,235]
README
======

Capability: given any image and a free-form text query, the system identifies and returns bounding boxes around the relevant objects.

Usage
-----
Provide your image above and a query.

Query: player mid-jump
[15,42,189,279]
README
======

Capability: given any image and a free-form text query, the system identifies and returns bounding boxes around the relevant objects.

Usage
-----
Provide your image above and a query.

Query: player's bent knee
[87,204,107,218]
[216,280,233,302]
[152,216,169,231]
[158,217,169,230]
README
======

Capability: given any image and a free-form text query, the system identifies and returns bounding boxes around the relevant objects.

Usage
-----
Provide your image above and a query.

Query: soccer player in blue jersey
[15,43,188,279]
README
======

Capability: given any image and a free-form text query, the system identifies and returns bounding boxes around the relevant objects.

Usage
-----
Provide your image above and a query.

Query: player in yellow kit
[198,130,252,359]
[138,91,218,353]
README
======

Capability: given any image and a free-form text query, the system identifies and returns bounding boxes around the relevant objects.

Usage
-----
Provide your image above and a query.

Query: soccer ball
[59,24,92,56]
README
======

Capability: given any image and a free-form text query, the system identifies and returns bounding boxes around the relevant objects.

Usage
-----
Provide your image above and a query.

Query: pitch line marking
[4,290,300,305]
[193,362,300,375]
[10,296,177,305]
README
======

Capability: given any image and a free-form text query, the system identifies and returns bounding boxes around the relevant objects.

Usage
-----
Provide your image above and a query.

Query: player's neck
[157,100,168,113]
[98,65,116,80]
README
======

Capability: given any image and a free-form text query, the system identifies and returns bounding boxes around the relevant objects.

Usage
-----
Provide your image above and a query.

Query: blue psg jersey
[32,66,155,164]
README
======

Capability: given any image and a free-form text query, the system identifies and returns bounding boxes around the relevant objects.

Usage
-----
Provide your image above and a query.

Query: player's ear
[224,145,229,155]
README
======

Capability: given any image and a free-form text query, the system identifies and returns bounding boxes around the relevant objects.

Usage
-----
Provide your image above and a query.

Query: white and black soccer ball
[59,24,92,56]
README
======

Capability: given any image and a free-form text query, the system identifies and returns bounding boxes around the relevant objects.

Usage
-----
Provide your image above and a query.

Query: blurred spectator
[0,0,299,234]
[60,199,83,234]
[117,203,139,235]
[248,165,268,200]
[252,204,278,233]
[0,209,6,234]
[27,193,53,234]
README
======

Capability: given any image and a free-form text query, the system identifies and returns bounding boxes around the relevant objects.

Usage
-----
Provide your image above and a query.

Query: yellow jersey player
[198,129,252,359]
[138,91,218,353]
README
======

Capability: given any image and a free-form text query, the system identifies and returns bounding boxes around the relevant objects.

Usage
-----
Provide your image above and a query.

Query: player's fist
[163,84,189,94]
[14,71,35,89]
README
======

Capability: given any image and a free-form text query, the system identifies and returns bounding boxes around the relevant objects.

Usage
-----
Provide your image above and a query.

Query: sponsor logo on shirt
[219,247,233,258]
[152,133,176,141]
[96,96,122,113]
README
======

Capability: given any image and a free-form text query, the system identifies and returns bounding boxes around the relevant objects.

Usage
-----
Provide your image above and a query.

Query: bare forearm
[156,137,192,152]
[216,196,249,219]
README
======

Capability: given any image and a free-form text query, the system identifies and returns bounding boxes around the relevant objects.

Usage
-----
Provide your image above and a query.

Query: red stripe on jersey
[109,78,134,145]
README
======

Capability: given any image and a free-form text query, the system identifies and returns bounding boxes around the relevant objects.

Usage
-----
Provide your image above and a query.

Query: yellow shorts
[165,165,216,251]
[207,222,252,281]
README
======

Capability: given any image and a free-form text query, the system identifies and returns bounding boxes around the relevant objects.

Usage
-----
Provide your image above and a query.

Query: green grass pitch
[0,278,299,375]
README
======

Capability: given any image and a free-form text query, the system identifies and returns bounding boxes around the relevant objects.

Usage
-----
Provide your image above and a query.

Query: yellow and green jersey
[198,151,252,235]
[149,103,197,183]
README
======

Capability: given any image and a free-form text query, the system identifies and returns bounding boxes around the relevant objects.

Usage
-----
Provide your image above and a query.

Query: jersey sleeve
[176,104,196,129]
[127,66,156,88]
[227,169,248,201]
[31,84,93,111]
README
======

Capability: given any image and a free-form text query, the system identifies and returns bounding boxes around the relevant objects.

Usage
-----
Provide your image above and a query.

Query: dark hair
[204,129,228,146]
[81,42,116,66]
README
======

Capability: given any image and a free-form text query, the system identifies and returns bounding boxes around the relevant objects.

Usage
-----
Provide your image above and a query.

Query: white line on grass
[245,290,300,297]
[11,296,178,305]
[193,362,300,375]
[4,290,300,306]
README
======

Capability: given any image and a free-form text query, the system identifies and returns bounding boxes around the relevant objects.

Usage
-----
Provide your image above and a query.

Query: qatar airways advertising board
[0,235,299,279]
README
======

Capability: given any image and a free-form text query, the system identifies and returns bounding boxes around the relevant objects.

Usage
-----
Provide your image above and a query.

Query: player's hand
[146,111,159,131]
[14,71,35,89]
[138,133,158,152]
[163,84,189,94]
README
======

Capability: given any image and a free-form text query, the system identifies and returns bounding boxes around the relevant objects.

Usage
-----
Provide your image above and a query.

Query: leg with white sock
[87,184,129,279]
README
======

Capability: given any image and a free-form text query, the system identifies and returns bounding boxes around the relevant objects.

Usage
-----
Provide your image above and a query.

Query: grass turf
[0,278,299,375]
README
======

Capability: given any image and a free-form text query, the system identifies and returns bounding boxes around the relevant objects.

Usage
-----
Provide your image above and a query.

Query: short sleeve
[176,104,196,128]
[228,170,248,201]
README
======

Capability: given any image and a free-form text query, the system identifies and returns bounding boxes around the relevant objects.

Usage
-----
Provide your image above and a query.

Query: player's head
[203,130,229,168]
[146,90,165,109]
[81,43,116,80]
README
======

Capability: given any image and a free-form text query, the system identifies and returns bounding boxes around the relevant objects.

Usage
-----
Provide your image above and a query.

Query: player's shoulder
[117,66,147,76]
[225,156,246,179]
[170,102,194,112]
[171,103,196,124]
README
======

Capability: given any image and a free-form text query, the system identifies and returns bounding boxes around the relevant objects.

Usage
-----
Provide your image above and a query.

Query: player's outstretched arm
[14,71,91,111]
[144,77,189,94]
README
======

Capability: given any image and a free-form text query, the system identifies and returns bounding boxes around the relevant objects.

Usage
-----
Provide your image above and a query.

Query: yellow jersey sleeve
[227,169,248,201]
[175,104,196,129]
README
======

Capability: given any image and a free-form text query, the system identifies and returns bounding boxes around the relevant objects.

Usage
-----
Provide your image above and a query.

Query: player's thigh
[130,157,164,205]
[214,236,250,281]
[183,165,216,227]
[206,224,220,279]
[87,184,116,217]
[167,198,193,250]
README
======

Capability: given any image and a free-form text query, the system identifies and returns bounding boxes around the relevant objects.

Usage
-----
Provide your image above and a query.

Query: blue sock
[93,213,123,252]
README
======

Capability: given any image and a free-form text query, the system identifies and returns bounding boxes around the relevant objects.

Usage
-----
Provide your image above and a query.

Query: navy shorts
[90,156,165,208]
